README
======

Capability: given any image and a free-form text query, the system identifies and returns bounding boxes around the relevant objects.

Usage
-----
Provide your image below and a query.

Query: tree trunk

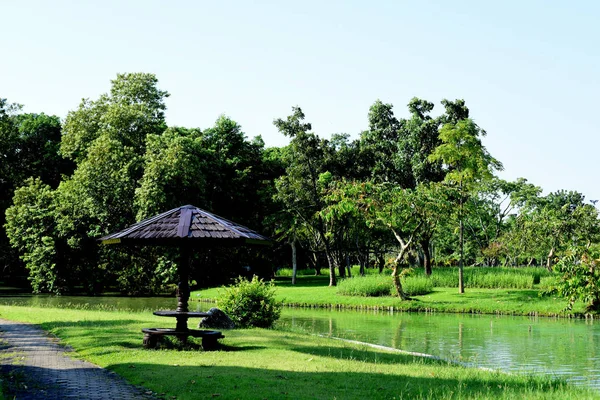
[327,254,337,286]
[457,179,465,294]
[337,260,346,279]
[421,238,432,276]
[307,252,321,275]
[291,239,297,285]
[546,247,555,271]
[391,263,410,300]
[459,216,465,294]
[346,254,352,277]
[377,254,385,273]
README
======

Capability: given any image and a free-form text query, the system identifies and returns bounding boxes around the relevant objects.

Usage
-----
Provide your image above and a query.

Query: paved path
[0,318,155,400]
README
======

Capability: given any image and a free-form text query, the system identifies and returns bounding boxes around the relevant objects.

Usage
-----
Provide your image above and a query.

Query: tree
[429,118,503,293]
[514,191,600,270]
[326,181,448,299]
[273,107,339,286]
[468,178,542,266]
[4,179,62,292]
[0,99,74,283]
[360,98,467,275]
[6,73,171,293]
[135,127,208,220]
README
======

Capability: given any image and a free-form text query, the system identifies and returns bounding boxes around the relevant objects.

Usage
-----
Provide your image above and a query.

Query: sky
[2,0,599,204]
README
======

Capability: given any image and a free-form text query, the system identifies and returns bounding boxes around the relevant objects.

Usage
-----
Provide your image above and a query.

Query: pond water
[1,293,598,389]
[279,308,600,389]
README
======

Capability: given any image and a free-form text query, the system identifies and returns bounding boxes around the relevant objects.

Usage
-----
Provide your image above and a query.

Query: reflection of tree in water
[391,319,404,350]
[458,322,463,354]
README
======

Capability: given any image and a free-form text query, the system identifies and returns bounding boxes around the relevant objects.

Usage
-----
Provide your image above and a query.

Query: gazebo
[99,204,271,348]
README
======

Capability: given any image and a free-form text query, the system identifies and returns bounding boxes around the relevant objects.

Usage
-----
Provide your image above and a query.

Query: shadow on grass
[107,362,577,400]
[289,344,444,366]
[38,319,142,329]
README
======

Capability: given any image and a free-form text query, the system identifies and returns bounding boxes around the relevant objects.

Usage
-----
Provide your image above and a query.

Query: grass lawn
[192,276,586,317]
[0,305,596,399]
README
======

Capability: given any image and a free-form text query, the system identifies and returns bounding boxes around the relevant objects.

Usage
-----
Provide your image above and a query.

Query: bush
[218,276,282,328]
[337,274,433,297]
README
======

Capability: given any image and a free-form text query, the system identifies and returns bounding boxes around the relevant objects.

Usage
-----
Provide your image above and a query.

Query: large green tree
[273,107,342,286]
[429,118,503,293]
[6,73,171,293]
[1,99,73,283]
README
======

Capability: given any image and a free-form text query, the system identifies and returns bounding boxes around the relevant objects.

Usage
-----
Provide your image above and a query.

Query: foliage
[428,118,503,292]
[4,179,62,293]
[545,245,600,312]
[4,82,599,299]
[273,107,339,286]
[0,103,73,283]
[218,276,282,328]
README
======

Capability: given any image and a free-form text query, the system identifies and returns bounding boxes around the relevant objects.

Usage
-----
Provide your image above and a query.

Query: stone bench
[142,328,224,350]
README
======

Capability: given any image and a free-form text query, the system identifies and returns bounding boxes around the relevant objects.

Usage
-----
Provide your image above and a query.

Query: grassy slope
[0,305,596,400]
[192,276,586,317]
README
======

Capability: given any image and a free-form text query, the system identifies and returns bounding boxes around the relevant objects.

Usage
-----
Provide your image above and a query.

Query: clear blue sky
[2,1,599,203]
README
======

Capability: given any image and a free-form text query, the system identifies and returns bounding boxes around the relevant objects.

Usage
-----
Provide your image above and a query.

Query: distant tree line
[2,73,599,302]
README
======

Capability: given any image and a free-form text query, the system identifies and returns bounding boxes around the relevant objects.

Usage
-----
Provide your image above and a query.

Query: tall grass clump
[348,266,393,276]
[425,267,551,289]
[337,275,392,297]
[403,276,434,296]
[337,275,433,297]
[275,268,316,277]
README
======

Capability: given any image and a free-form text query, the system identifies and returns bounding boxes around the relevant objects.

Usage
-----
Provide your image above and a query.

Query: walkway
[0,318,155,400]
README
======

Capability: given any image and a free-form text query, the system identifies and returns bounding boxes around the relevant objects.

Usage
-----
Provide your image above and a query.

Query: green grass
[0,305,596,399]
[194,274,584,317]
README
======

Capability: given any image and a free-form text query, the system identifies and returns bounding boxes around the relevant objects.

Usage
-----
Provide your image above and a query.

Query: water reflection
[279,308,600,389]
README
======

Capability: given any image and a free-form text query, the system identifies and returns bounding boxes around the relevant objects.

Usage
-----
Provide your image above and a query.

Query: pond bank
[192,282,590,318]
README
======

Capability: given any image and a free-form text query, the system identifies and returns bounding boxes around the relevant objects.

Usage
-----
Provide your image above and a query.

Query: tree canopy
[2,74,598,305]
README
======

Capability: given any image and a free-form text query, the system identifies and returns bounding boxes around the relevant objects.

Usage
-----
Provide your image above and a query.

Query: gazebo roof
[99,205,271,246]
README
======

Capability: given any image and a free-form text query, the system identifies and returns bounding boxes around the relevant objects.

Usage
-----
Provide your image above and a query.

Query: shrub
[218,276,282,328]
[544,246,600,312]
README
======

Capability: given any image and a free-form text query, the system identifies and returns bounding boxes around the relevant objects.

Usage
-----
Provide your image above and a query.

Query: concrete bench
[142,328,224,350]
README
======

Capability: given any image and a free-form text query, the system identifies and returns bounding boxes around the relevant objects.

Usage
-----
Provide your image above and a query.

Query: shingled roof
[99,205,271,247]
